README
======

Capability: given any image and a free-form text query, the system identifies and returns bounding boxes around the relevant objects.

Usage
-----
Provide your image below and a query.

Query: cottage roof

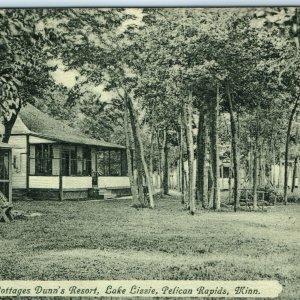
[15,103,125,149]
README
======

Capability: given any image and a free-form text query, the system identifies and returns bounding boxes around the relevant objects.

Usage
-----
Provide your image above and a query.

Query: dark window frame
[35,144,53,176]
[61,148,77,176]
[82,147,92,176]
[96,149,127,176]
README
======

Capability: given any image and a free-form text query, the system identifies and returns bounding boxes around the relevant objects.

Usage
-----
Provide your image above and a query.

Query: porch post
[59,145,63,201]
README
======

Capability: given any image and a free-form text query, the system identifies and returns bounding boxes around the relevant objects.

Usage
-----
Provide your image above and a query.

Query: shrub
[240,185,300,204]
[259,185,300,204]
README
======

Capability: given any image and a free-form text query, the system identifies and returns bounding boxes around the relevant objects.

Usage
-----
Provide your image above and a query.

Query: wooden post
[59,145,63,201]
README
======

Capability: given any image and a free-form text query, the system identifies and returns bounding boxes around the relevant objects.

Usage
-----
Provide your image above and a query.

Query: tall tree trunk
[131,131,144,203]
[160,130,166,189]
[126,96,155,208]
[156,130,162,189]
[208,163,214,208]
[278,158,282,188]
[252,137,259,210]
[176,129,181,192]
[258,150,262,186]
[196,109,201,204]
[284,95,299,204]
[248,138,253,187]
[228,160,232,204]
[227,85,240,212]
[149,124,155,187]
[162,129,169,195]
[183,91,195,214]
[2,103,22,143]
[179,121,185,204]
[123,105,139,205]
[177,157,180,192]
[252,110,262,210]
[291,156,298,193]
[210,84,221,210]
[272,140,276,186]
[261,154,266,186]
[196,104,208,208]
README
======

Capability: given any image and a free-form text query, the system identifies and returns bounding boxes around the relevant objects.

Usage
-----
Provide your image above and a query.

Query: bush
[240,185,300,204]
[286,193,300,203]
[258,185,279,203]
[258,185,300,204]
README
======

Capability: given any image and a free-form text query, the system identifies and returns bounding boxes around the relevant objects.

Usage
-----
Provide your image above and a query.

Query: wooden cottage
[9,104,130,200]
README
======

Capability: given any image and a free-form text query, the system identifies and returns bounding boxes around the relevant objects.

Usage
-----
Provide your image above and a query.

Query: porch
[20,142,129,200]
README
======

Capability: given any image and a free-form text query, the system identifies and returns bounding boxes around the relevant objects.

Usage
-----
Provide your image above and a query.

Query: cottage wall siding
[29,145,35,174]
[63,176,92,189]
[10,135,27,188]
[29,176,59,189]
[52,145,60,176]
[98,176,130,188]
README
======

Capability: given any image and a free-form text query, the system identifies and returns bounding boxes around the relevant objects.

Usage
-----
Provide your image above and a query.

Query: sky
[49,8,144,101]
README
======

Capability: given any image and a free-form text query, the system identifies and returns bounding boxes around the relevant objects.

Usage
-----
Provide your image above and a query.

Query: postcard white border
[0,0,299,8]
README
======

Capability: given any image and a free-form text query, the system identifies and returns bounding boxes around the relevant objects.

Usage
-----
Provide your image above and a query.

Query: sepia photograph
[0,6,299,299]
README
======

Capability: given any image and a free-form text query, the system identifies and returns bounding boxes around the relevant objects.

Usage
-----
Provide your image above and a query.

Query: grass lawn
[0,195,299,299]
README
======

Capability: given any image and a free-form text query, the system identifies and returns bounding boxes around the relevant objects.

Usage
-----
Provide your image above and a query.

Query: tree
[254,7,300,204]
[0,9,62,142]
[18,7,298,213]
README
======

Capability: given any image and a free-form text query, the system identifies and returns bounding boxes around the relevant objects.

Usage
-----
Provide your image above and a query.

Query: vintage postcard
[0,6,299,299]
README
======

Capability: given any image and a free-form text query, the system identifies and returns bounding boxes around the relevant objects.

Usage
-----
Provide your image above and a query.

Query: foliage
[1,8,299,207]
[0,9,60,122]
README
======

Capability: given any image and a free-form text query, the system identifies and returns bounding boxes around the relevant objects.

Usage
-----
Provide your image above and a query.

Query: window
[0,151,9,180]
[96,149,127,176]
[35,144,53,175]
[96,151,108,176]
[62,149,77,176]
[121,151,128,176]
[82,147,92,176]
[110,150,121,176]
[223,166,230,178]
[0,150,9,200]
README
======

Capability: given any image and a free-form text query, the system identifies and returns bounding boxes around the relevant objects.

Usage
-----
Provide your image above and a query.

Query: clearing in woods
[0,195,299,299]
